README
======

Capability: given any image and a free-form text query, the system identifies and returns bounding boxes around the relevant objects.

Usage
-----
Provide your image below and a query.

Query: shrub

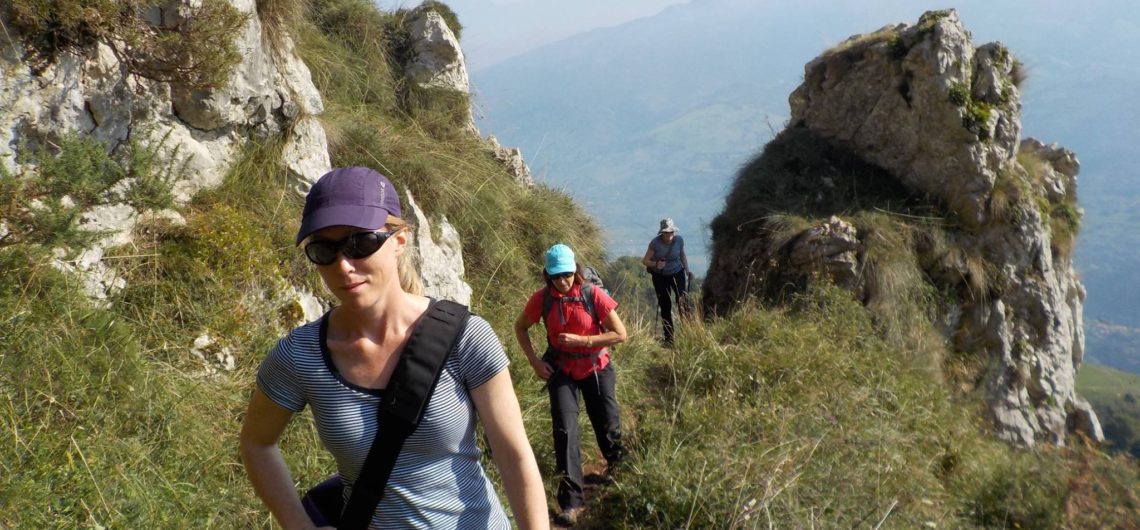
[6,0,247,89]
[949,83,970,106]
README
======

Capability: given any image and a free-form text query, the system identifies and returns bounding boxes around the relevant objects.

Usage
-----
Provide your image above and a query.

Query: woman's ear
[391,226,410,256]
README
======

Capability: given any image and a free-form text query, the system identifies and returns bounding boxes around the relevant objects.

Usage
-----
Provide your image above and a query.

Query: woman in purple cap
[642,217,693,346]
[513,244,628,526]
[239,167,548,529]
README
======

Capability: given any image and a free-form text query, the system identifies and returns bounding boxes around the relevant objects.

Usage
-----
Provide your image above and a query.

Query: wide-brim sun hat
[296,166,403,244]
[658,217,678,234]
[544,244,576,275]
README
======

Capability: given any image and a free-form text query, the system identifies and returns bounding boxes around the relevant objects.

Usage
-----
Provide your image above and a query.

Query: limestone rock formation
[401,6,534,184]
[3,1,493,376]
[1,0,331,300]
[404,7,476,133]
[789,11,1021,229]
[488,135,535,187]
[404,9,470,94]
[705,10,1098,446]
[404,191,473,306]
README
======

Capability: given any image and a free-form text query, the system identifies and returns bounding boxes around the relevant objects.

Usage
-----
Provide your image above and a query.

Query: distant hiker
[513,243,628,526]
[642,217,694,345]
[239,167,548,530]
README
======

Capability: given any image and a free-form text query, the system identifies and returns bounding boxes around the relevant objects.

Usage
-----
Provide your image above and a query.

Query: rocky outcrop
[1,0,330,300]
[402,6,535,185]
[404,7,476,133]
[488,135,535,187]
[789,11,1019,229]
[404,9,470,95]
[404,191,473,305]
[705,10,1098,446]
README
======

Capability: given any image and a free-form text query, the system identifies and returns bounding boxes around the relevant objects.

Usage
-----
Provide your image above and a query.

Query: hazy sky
[377,0,691,71]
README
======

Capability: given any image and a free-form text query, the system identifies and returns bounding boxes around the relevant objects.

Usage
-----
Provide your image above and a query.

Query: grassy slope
[1077,363,1140,458]
[2,1,1139,528]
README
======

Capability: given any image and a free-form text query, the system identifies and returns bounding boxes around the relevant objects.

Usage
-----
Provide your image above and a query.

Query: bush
[6,0,247,89]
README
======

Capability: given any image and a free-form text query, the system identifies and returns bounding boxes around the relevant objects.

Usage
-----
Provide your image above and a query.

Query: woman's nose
[333,253,355,273]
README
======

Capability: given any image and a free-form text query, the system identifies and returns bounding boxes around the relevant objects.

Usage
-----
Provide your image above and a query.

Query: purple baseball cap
[295,167,403,244]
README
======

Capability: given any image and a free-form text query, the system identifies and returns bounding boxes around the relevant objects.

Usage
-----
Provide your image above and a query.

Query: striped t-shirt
[256,310,511,529]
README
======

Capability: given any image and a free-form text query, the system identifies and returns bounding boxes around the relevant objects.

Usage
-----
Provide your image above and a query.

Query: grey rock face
[403,191,473,306]
[1,0,330,299]
[707,10,1097,446]
[789,10,1020,228]
[403,8,476,133]
[787,216,861,293]
[487,136,535,187]
[404,10,470,94]
[1019,138,1079,203]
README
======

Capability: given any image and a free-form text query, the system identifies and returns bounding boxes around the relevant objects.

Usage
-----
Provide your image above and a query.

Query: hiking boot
[554,506,584,526]
[604,461,620,482]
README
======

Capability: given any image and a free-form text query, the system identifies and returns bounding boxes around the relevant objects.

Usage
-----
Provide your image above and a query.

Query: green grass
[570,286,1140,529]
[1077,364,1140,458]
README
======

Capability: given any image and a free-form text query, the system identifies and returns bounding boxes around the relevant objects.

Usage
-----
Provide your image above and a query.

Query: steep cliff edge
[703,10,1098,446]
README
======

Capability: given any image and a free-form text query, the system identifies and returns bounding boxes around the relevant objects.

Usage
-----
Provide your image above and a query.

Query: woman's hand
[556,332,589,348]
[528,355,553,380]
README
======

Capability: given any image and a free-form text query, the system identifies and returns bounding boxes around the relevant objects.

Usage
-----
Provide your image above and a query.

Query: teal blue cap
[544,244,576,275]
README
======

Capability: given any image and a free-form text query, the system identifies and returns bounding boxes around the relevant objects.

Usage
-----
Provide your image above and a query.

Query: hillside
[1077,364,1140,458]
[2,1,1139,528]
[472,0,1140,373]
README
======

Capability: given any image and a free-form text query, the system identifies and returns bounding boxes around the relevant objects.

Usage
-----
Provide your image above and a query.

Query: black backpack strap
[542,288,553,329]
[580,284,602,329]
[338,300,470,530]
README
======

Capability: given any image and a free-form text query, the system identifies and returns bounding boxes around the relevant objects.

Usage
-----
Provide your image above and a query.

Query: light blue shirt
[648,234,685,276]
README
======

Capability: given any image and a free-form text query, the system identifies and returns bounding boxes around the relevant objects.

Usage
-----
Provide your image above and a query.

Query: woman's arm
[681,247,692,279]
[239,388,327,530]
[642,244,657,269]
[514,311,553,380]
[557,309,628,350]
[471,370,551,530]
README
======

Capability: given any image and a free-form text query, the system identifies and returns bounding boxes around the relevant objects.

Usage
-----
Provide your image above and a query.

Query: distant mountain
[472,0,1140,369]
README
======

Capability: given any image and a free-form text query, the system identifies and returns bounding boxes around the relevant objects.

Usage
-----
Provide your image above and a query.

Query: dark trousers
[652,270,690,342]
[548,362,623,510]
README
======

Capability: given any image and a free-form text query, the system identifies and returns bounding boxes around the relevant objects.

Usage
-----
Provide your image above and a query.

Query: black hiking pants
[652,270,690,343]
[547,361,623,510]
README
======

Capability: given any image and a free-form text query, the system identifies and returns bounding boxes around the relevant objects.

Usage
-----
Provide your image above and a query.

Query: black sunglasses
[304,230,398,266]
[550,271,575,280]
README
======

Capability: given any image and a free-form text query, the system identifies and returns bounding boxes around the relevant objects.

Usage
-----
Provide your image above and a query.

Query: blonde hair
[385,215,424,295]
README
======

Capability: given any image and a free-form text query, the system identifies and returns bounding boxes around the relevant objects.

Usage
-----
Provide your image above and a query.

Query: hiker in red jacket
[514,243,628,526]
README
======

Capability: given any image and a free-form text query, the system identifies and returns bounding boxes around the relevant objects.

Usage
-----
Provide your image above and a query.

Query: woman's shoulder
[270,315,325,359]
[525,286,549,303]
[451,313,509,385]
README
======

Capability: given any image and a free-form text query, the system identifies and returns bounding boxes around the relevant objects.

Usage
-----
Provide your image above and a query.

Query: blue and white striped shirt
[257,311,511,529]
